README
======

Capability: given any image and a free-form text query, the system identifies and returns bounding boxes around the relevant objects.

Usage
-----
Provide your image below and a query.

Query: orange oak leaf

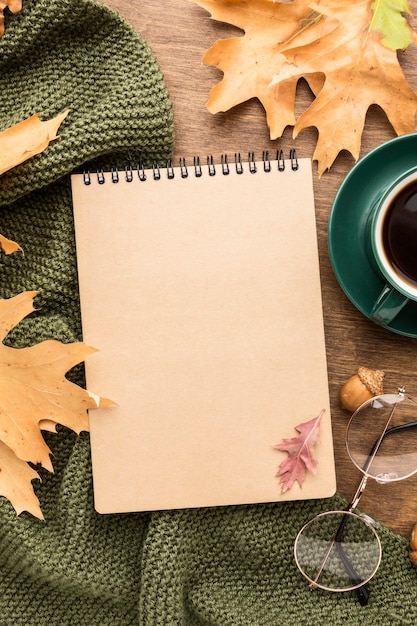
[0,234,22,255]
[0,439,43,519]
[0,111,68,253]
[273,0,417,174]
[0,0,22,38]
[274,409,324,493]
[195,0,417,174]
[195,0,337,138]
[0,291,114,518]
[0,110,69,176]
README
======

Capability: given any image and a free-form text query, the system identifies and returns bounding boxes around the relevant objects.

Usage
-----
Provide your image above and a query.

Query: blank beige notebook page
[71,156,336,513]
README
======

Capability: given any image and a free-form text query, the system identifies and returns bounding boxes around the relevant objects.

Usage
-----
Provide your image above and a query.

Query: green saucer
[328,133,417,338]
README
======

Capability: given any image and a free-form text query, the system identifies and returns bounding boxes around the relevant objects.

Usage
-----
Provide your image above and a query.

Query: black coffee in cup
[382,179,417,287]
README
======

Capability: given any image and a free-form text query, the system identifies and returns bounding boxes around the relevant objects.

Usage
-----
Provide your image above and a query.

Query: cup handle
[370,284,409,325]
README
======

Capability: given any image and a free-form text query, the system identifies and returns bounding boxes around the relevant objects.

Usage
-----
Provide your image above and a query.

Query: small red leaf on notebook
[274,409,324,493]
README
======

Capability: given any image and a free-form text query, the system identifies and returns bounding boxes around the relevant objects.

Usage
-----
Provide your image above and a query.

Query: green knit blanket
[0,1,416,624]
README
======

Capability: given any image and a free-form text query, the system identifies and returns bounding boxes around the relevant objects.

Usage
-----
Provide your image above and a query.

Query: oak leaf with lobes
[0,0,22,38]
[274,409,324,492]
[195,0,417,174]
[0,110,69,253]
[0,234,21,255]
[0,110,69,177]
[0,291,114,519]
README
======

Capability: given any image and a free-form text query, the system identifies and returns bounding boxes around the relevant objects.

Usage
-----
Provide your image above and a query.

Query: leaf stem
[282,10,323,48]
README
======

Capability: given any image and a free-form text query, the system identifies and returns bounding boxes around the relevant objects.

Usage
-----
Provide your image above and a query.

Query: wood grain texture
[98,0,417,536]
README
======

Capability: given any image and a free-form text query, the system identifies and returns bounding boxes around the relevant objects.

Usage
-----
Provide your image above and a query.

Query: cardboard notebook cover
[71,155,336,513]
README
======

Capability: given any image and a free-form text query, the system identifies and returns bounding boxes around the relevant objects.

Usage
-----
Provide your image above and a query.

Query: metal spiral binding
[138,163,146,181]
[207,155,216,176]
[110,167,119,183]
[248,151,257,173]
[221,154,230,175]
[290,148,299,171]
[194,156,203,177]
[153,162,161,180]
[234,152,244,175]
[82,150,299,184]
[278,149,285,172]
[166,159,175,179]
[262,151,271,172]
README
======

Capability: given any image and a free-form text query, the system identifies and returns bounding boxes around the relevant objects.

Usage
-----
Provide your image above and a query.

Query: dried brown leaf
[196,0,336,137]
[0,234,22,255]
[0,291,114,518]
[273,0,417,173]
[0,110,69,176]
[195,0,417,173]
[0,0,22,38]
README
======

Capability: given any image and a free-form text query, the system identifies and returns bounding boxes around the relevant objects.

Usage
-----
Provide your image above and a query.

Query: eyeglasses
[294,388,417,606]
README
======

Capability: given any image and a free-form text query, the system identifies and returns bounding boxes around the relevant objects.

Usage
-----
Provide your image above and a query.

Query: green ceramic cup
[369,169,417,325]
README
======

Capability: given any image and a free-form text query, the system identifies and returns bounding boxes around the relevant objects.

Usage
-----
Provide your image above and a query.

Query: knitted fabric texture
[0,2,417,625]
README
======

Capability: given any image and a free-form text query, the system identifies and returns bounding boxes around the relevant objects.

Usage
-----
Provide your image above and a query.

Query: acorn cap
[357,367,385,396]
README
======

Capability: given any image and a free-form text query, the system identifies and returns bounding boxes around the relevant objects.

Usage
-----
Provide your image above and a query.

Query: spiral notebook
[70,152,336,514]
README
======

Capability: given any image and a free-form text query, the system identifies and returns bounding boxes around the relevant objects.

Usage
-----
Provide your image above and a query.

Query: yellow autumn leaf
[0,0,22,38]
[0,111,68,254]
[0,291,115,518]
[0,234,22,255]
[0,110,69,176]
[0,439,43,519]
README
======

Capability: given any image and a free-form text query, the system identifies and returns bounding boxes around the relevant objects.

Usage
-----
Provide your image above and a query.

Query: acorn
[339,366,385,412]
[410,522,417,566]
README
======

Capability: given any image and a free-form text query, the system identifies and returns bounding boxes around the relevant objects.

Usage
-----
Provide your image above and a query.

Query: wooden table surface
[100,0,417,537]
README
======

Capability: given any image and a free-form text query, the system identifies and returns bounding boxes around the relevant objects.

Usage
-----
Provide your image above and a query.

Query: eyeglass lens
[294,510,381,592]
[347,394,417,482]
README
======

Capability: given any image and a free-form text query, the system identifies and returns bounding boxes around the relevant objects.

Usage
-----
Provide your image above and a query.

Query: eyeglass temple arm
[309,506,370,605]
[335,530,370,606]
[368,419,417,455]
[331,477,370,606]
